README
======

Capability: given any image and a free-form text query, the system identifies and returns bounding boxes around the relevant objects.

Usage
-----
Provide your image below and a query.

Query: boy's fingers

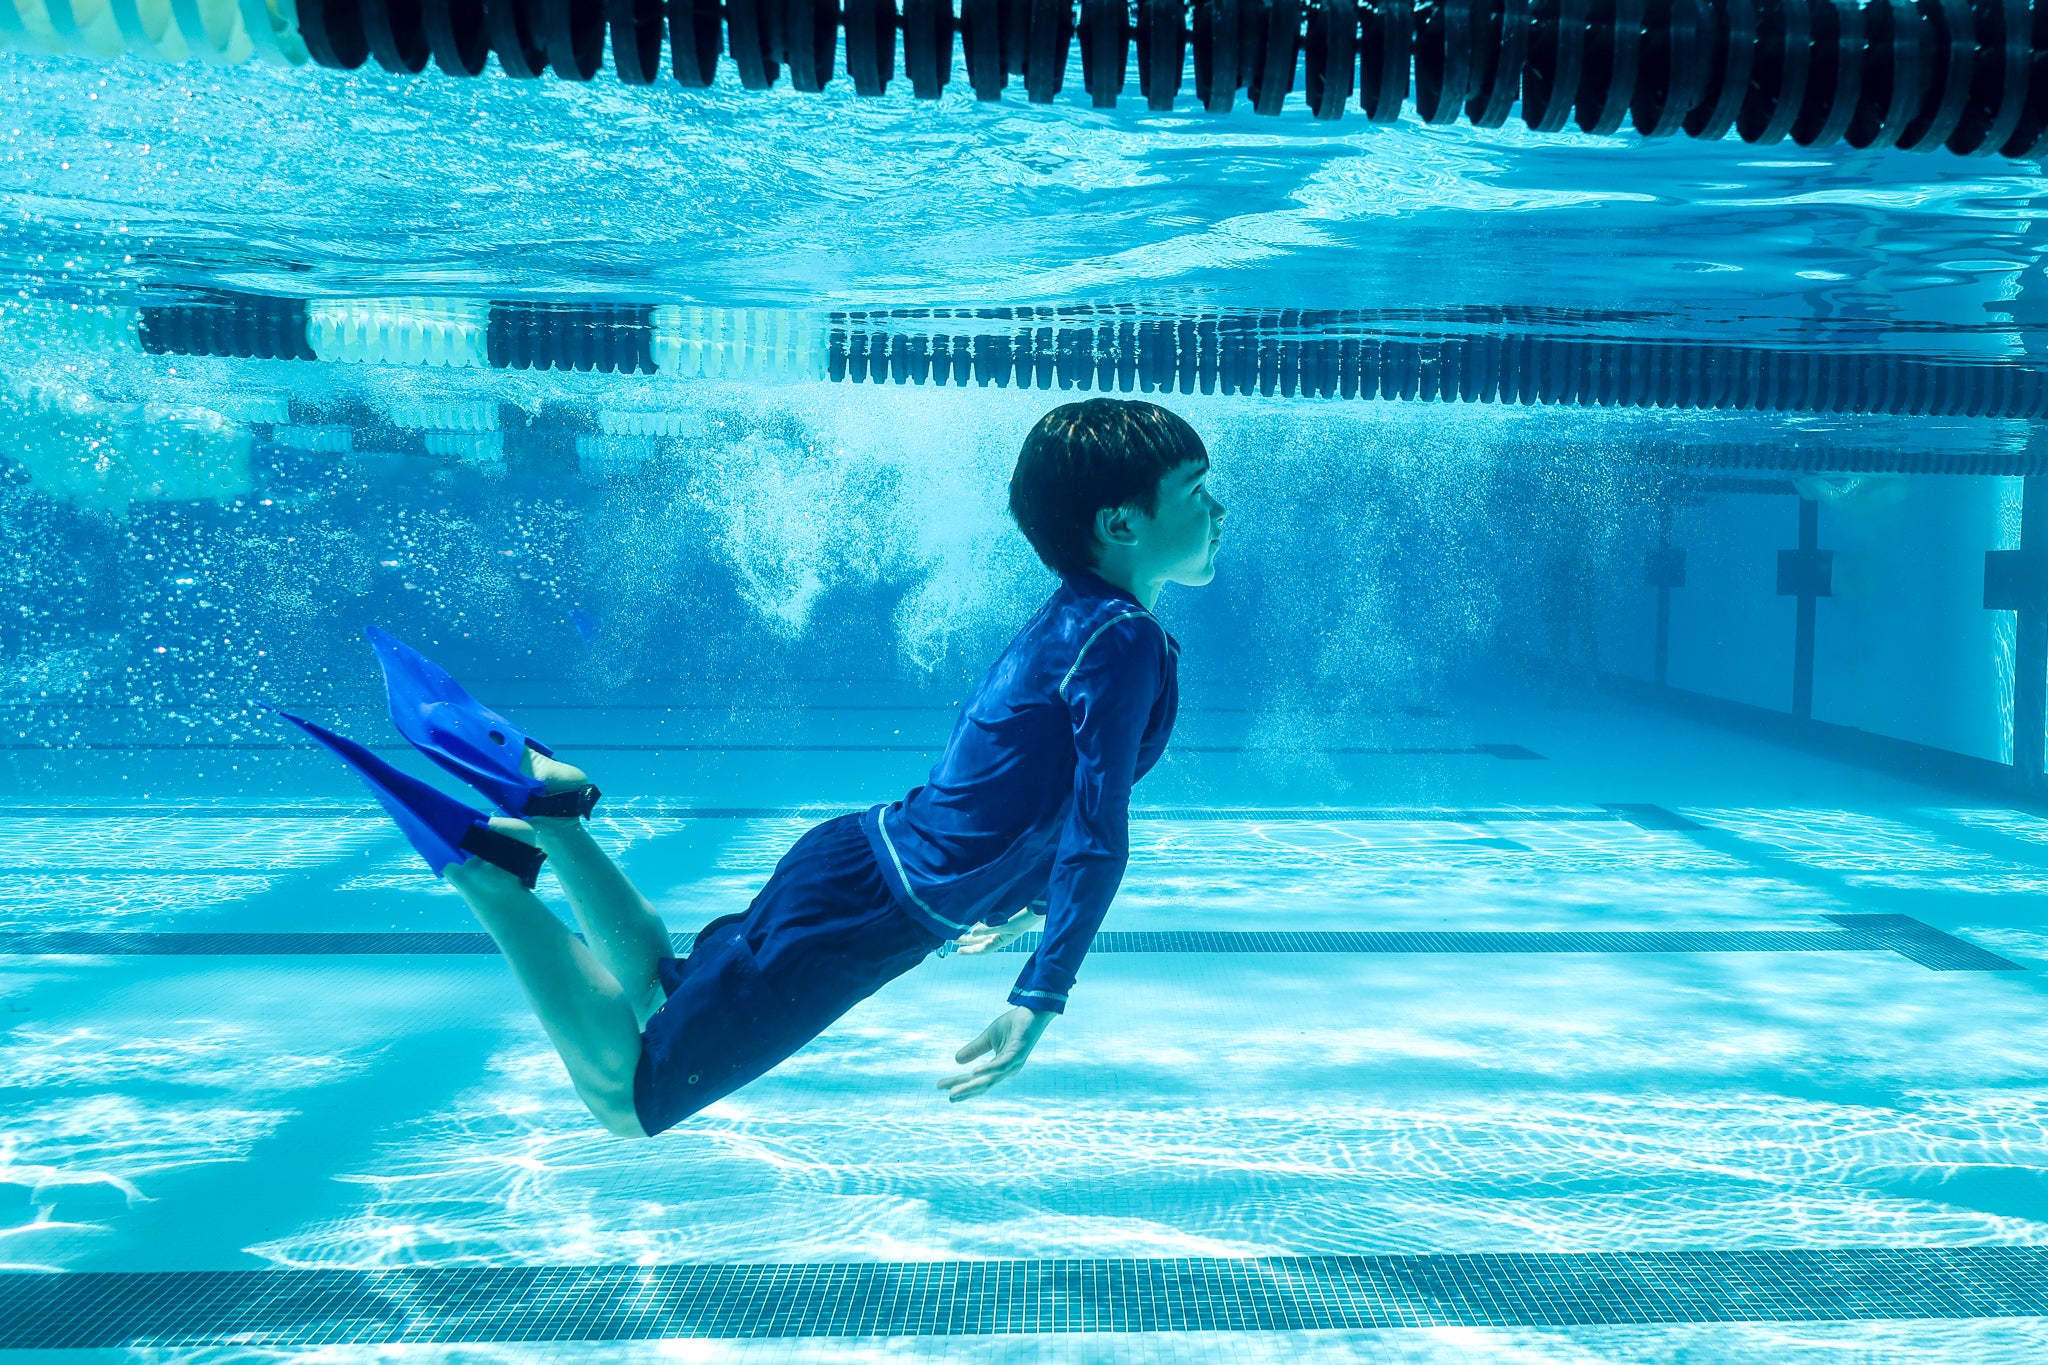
[937,1048,1020,1100]
[939,1070,996,1099]
[954,1026,995,1064]
[944,1072,997,1102]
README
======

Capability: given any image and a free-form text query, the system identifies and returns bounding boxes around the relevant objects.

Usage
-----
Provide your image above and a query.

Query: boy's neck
[1088,556,1161,610]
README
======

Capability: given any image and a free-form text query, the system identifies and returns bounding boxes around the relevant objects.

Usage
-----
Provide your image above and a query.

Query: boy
[275,398,1224,1139]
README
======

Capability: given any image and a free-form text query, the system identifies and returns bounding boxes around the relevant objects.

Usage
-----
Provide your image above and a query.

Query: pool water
[9,699,2048,1360]
[7,26,2048,1365]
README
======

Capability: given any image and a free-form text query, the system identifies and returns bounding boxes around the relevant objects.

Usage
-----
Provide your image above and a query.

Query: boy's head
[1009,399,1221,587]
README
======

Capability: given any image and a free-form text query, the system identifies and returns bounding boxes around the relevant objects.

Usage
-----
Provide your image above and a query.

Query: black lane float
[288,0,2048,157]
[127,288,2048,423]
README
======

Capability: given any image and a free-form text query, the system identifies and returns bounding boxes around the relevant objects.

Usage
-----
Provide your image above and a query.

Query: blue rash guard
[862,571,1181,1015]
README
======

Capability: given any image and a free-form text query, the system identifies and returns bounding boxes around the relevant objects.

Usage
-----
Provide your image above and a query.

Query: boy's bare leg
[445,824,648,1139]
[522,750,672,1025]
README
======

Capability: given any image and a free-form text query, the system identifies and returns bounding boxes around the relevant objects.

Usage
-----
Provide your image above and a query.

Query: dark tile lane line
[7,1247,2048,1346]
[0,744,1541,757]
[0,920,2020,972]
[1,805,1607,821]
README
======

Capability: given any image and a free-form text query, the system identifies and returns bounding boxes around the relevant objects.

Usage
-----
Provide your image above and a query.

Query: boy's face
[1129,460,1227,587]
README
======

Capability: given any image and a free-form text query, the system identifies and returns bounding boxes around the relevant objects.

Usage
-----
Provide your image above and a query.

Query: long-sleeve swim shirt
[862,570,1180,1014]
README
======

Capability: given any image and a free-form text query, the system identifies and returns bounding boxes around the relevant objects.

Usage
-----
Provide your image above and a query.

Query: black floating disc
[1797,0,1865,144]
[1998,0,2048,155]
[1081,0,1128,106]
[537,0,604,77]
[1947,0,2029,153]
[1025,0,1073,100]
[362,0,429,70]
[1683,0,1754,136]
[201,309,228,357]
[784,0,838,92]
[1737,0,1812,143]
[422,0,489,72]
[726,0,781,88]
[1249,0,1301,114]
[960,0,1001,96]
[251,305,280,359]
[1845,0,1922,148]
[1305,0,1358,120]
[1359,0,1413,121]
[298,0,371,66]
[1138,0,1187,109]
[1522,0,1588,131]
[1003,0,1030,75]
[1467,0,1530,126]
[1575,0,1642,134]
[229,304,255,357]
[606,0,663,82]
[484,0,546,74]
[1633,0,1704,135]
[667,0,721,84]
[1416,0,1473,123]
[1197,0,1245,109]
[905,0,953,97]
[848,0,898,95]
[1897,0,1974,149]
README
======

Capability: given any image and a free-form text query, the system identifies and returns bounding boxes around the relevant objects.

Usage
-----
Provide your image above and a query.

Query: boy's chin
[1174,561,1219,588]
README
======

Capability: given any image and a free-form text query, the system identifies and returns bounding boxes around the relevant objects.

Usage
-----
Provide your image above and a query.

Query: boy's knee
[602,1110,651,1140]
[578,1081,648,1139]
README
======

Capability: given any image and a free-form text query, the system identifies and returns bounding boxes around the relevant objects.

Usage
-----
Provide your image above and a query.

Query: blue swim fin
[365,626,600,819]
[264,704,546,889]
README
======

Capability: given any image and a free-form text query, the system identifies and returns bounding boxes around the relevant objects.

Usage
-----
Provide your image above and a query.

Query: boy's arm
[1006,617,1164,1013]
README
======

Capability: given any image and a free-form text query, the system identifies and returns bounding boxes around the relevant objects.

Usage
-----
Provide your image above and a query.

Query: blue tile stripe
[5,1248,2048,1346]
[1602,803,1705,831]
[1820,913,2026,971]
[1012,925,2025,971]
[0,919,2020,972]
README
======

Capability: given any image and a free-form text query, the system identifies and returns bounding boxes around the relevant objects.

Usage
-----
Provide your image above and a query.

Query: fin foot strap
[523,784,602,819]
[459,823,548,888]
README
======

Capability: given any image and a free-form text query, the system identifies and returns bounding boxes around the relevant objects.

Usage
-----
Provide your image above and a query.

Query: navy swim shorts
[632,812,947,1137]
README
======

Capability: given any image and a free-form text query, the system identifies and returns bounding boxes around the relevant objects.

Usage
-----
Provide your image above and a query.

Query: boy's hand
[949,907,1046,956]
[937,1006,1053,1102]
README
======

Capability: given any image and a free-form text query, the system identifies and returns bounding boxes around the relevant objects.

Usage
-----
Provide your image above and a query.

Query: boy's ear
[1095,505,1139,548]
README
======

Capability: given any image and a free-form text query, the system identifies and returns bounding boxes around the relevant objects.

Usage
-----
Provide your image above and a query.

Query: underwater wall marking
[1983,471,2048,786]
[1777,495,1836,722]
[9,1246,2048,1345]
[0,914,2018,971]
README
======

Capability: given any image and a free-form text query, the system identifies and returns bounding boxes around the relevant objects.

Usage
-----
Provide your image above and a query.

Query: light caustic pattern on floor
[8,795,2048,1360]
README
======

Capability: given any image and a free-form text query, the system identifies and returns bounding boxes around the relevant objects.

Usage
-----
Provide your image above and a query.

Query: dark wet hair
[1008,399,1208,576]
